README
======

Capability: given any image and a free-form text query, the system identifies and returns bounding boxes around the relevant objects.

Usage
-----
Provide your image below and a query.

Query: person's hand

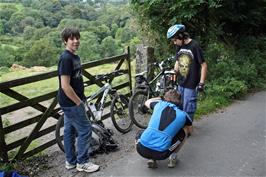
[197,83,205,92]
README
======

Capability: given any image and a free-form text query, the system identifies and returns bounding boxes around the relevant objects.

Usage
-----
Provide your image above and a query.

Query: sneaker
[168,154,177,168]
[76,162,100,173]
[65,161,76,170]
[147,159,157,168]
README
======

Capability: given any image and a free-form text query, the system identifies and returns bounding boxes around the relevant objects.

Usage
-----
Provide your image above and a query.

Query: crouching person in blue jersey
[135,89,192,168]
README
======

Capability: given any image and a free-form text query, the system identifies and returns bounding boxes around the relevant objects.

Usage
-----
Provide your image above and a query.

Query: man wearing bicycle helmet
[135,89,192,168]
[167,24,207,135]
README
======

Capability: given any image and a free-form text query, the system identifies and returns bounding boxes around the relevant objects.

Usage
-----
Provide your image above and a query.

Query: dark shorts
[135,129,186,160]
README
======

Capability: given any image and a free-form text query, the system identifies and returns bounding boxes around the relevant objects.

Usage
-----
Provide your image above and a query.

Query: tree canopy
[0,0,139,67]
[130,0,266,99]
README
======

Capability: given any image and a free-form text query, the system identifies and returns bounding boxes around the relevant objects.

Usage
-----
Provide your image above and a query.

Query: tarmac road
[91,91,266,177]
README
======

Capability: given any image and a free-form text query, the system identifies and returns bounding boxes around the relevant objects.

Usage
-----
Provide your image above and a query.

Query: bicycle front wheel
[110,94,133,133]
[129,90,151,129]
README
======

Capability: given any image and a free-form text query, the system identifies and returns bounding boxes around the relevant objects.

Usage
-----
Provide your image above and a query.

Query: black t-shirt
[57,50,85,107]
[176,40,205,89]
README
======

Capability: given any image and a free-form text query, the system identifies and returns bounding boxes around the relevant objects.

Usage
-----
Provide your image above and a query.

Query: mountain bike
[55,70,132,153]
[84,70,132,133]
[129,57,177,129]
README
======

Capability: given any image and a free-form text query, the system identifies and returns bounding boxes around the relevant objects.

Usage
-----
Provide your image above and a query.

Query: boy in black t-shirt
[167,24,208,135]
[57,27,99,173]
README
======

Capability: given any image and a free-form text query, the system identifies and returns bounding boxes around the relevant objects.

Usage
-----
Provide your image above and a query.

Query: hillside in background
[0,0,140,68]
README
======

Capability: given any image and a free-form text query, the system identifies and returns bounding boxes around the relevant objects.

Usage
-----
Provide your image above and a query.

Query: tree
[23,26,36,40]
[23,39,58,67]
[31,27,51,41]
[0,20,4,35]
[57,19,90,32]
[78,31,101,62]
[0,45,15,67]
[100,36,121,58]
[64,4,82,19]
[7,12,26,34]
[130,0,266,45]
[0,4,17,21]
[95,24,111,42]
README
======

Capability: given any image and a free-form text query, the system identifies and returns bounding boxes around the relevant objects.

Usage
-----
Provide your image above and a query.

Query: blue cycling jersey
[140,100,189,152]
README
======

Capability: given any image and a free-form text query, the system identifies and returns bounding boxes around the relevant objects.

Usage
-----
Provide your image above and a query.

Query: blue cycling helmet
[167,24,185,39]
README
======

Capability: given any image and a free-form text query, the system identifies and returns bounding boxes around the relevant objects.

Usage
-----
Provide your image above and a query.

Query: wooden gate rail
[0,47,132,162]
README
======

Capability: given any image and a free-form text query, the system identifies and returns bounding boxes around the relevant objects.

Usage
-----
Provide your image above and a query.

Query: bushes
[208,78,248,99]
[205,35,265,99]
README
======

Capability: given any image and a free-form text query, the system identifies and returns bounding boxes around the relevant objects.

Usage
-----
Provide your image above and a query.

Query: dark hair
[163,89,181,105]
[173,31,190,40]
[61,27,80,43]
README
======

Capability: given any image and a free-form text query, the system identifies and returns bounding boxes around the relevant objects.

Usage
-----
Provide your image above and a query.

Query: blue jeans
[178,86,197,121]
[61,102,92,165]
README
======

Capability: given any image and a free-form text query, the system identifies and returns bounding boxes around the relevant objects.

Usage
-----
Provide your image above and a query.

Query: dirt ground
[34,125,140,177]
[8,115,140,177]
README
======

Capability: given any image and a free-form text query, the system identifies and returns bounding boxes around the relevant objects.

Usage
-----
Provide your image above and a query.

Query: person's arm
[144,97,161,109]
[200,62,207,84]
[60,75,82,106]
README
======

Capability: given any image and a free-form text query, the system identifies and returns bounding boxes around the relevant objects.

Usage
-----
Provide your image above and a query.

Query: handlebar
[135,56,175,77]
[95,70,124,81]
[149,56,175,70]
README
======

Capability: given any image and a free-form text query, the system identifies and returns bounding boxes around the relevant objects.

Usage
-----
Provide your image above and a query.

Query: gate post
[135,44,155,81]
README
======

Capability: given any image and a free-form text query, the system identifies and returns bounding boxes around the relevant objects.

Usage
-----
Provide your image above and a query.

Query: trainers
[76,162,100,173]
[168,154,177,168]
[65,161,76,170]
[147,159,157,168]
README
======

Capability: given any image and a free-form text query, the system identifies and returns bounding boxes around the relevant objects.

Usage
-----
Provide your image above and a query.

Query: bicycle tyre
[129,90,151,129]
[110,94,133,133]
[55,114,102,153]
[55,114,65,152]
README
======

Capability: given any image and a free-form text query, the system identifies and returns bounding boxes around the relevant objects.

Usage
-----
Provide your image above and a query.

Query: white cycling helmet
[167,24,186,39]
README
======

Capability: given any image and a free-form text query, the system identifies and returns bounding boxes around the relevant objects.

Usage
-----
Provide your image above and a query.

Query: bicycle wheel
[55,114,101,154]
[110,94,133,133]
[129,90,151,129]
[55,114,65,152]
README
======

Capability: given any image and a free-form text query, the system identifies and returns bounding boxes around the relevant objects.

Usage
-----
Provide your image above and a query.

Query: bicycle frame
[135,69,165,98]
[86,83,113,121]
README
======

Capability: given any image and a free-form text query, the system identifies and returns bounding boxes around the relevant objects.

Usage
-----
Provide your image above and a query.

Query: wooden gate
[0,47,132,162]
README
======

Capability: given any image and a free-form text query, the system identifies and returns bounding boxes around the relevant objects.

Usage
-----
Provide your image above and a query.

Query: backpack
[89,121,118,156]
[0,171,27,177]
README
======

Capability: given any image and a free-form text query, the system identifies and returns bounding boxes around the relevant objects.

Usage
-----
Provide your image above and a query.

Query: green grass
[0,62,134,107]
[195,95,231,120]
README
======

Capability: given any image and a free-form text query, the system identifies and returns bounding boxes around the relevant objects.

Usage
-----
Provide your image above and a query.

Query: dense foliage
[130,0,266,99]
[0,0,140,67]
